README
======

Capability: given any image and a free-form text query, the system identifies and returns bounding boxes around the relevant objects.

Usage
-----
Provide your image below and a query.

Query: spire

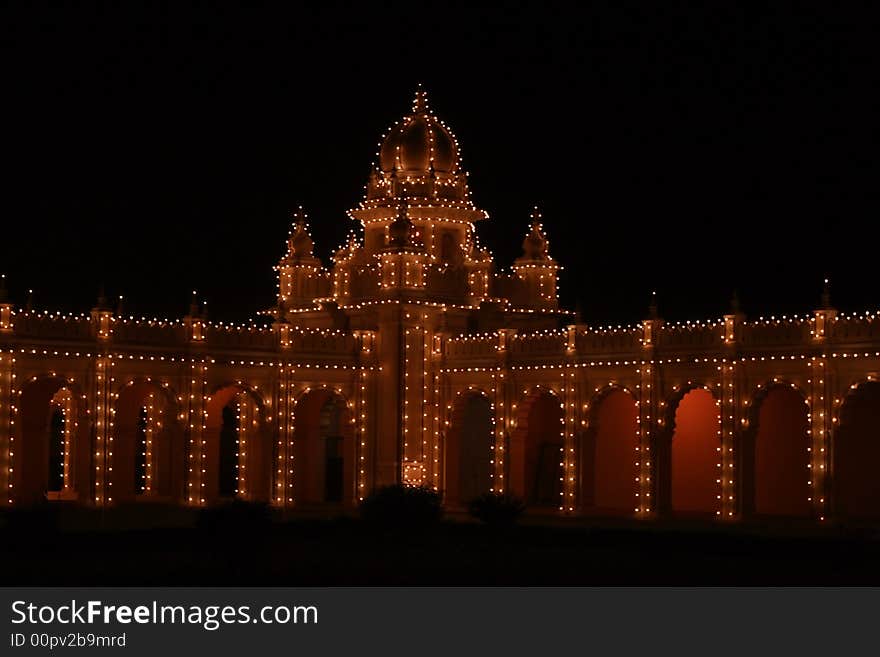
[0,274,7,303]
[25,289,34,312]
[287,206,315,257]
[530,205,542,230]
[95,284,108,310]
[521,206,549,260]
[648,290,658,319]
[821,277,832,309]
[189,289,199,316]
[730,289,741,315]
[413,85,429,114]
[116,294,125,316]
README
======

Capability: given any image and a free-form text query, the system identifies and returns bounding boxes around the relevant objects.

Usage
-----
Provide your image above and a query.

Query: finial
[0,274,7,303]
[730,289,741,315]
[189,289,199,316]
[116,294,124,315]
[291,205,308,229]
[530,205,543,229]
[26,288,34,312]
[413,84,429,114]
[821,277,832,309]
[96,284,108,310]
[648,290,658,319]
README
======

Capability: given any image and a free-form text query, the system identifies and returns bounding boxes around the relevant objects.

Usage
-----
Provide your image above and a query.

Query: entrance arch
[113,380,183,503]
[662,386,720,516]
[744,384,811,517]
[292,388,355,506]
[204,384,271,504]
[581,388,638,515]
[510,388,564,508]
[833,381,880,520]
[16,376,89,505]
[445,390,495,507]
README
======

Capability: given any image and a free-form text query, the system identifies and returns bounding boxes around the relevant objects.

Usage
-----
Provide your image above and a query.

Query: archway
[113,381,182,503]
[446,392,495,507]
[668,387,719,515]
[746,385,811,517]
[204,385,270,504]
[582,389,638,514]
[833,381,880,520]
[16,377,89,505]
[293,388,355,506]
[510,389,564,508]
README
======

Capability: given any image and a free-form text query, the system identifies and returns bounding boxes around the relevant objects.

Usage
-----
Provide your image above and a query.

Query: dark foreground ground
[2,505,879,585]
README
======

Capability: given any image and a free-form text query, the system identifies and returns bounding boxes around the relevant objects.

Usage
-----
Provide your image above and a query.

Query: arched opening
[669,388,719,515]
[748,386,811,517]
[510,390,564,508]
[440,231,459,264]
[204,385,269,504]
[17,378,87,504]
[113,381,182,503]
[293,389,354,506]
[582,389,638,514]
[446,392,494,507]
[834,382,880,520]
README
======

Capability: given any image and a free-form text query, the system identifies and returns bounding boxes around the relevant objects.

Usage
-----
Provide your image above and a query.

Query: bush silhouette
[196,499,273,534]
[359,485,443,529]
[467,493,525,527]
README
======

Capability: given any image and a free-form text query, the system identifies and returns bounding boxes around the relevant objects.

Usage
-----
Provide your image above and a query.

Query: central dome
[378,89,459,174]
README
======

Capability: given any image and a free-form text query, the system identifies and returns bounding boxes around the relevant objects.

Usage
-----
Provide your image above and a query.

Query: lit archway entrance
[293,389,354,506]
[204,385,269,504]
[665,387,719,516]
[581,389,638,515]
[744,385,811,517]
[510,389,564,509]
[446,392,494,507]
[17,377,88,505]
[833,381,880,520]
[113,381,183,503]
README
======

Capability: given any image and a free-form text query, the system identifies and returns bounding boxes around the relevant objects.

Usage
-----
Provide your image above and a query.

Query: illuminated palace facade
[2,90,880,522]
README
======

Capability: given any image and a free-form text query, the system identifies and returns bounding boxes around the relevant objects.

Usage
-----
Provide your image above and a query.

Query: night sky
[3,4,876,325]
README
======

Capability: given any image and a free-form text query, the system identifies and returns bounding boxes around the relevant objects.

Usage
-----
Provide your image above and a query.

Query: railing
[12,314,93,341]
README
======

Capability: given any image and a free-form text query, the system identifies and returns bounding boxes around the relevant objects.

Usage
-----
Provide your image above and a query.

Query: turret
[511,207,559,310]
[275,207,327,316]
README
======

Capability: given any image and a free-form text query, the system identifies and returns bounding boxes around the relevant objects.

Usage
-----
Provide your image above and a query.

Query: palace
[1,89,879,522]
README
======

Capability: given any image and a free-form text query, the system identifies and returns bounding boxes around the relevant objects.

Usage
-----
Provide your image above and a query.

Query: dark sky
[3,4,877,324]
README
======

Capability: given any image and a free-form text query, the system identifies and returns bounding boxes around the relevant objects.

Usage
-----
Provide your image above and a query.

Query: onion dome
[379,89,459,174]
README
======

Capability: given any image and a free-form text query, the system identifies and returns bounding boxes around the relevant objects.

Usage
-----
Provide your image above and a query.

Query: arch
[112,379,184,503]
[742,382,811,517]
[581,386,639,515]
[833,380,880,520]
[16,374,90,505]
[292,387,356,506]
[509,387,564,508]
[204,383,271,504]
[445,389,495,507]
[659,384,720,516]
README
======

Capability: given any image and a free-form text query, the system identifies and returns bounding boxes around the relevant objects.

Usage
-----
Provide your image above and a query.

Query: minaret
[276,207,326,315]
[511,207,559,310]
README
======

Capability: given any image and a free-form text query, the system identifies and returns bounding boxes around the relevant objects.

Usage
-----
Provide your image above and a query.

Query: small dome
[378,89,459,174]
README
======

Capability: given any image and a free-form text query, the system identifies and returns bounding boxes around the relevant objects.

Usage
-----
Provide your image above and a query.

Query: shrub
[359,485,443,529]
[467,493,525,527]
[196,499,273,534]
